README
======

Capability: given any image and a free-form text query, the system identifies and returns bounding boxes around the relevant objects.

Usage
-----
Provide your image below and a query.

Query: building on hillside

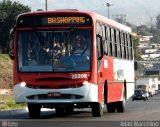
[141,52,160,60]
[138,35,153,42]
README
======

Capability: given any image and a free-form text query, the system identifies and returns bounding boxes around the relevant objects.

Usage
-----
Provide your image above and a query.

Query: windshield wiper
[33,27,44,45]
[65,26,76,43]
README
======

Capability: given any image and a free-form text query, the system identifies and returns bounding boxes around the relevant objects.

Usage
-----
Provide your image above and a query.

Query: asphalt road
[1,93,160,127]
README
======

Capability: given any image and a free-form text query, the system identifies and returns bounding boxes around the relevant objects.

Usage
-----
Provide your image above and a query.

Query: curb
[0,108,28,116]
[0,108,53,117]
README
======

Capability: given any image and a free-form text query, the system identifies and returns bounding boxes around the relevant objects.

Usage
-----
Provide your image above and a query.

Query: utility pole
[45,0,48,11]
[105,3,112,18]
[150,17,153,26]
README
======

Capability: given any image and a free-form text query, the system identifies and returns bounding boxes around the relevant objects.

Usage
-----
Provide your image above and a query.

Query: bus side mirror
[8,27,15,59]
[96,34,103,60]
[134,61,138,70]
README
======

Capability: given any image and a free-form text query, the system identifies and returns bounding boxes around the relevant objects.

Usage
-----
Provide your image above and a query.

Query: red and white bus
[9,9,135,118]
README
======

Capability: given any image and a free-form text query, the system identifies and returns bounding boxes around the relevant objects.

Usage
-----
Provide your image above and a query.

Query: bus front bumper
[13,81,98,104]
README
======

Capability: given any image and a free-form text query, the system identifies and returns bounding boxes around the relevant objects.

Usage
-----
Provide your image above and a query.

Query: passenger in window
[27,42,37,65]
[39,40,51,64]
[60,42,66,56]
[53,42,62,58]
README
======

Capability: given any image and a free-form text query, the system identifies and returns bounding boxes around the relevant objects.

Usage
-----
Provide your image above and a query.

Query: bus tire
[28,103,41,119]
[107,102,116,113]
[117,89,126,112]
[91,102,103,117]
[117,97,126,112]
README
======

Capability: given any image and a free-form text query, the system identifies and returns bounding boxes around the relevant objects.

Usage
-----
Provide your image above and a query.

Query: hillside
[0,54,13,89]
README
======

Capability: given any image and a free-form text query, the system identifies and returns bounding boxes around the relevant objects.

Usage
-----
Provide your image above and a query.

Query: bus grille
[27,94,83,100]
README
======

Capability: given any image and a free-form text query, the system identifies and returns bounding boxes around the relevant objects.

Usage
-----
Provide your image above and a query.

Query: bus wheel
[117,91,126,112]
[117,97,126,112]
[91,102,103,117]
[28,103,41,119]
[107,102,116,112]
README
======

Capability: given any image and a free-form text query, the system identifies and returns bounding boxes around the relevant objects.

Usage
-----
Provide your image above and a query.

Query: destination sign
[47,16,85,24]
[17,15,92,27]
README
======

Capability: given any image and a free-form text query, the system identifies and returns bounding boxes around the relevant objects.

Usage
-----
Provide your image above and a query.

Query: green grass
[0,95,26,110]
[0,101,26,110]
[0,54,24,110]
[0,54,11,62]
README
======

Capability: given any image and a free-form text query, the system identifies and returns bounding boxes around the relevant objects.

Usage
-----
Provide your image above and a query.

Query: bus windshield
[17,29,91,72]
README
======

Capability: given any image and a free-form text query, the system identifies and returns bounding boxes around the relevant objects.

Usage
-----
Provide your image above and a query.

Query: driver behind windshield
[72,35,90,56]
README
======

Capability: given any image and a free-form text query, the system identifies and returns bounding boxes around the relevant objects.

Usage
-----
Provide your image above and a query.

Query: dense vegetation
[0,54,13,89]
[0,0,31,53]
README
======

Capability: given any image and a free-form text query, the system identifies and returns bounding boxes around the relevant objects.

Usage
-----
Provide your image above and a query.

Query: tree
[0,0,31,53]
[133,36,142,60]
[156,14,160,29]
[136,25,151,36]
[151,14,160,43]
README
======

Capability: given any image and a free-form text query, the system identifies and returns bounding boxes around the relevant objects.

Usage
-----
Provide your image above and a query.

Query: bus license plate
[47,92,61,97]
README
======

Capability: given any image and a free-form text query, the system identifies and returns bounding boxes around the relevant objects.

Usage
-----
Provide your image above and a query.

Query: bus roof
[89,12,132,33]
[17,9,131,33]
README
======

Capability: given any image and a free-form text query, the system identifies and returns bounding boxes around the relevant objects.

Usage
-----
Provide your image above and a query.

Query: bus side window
[119,31,123,58]
[127,33,131,60]
[96,22,102,35]
[110,28,115,57]
[116,30,121,58]
[126,33,129,59]
[127,33,133,60]
[102,25,106,40]
[130,35,133,60]
[96,22,103,58]
[105,26,110,56]
[107,27,111,56]
[102,25,108,55]
[123,32,127,59]
[121,32,125,59]
[114,29,117,57]
[96,34,103,60]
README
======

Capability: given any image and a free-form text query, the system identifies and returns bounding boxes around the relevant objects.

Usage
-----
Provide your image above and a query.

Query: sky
[3,0,160,25]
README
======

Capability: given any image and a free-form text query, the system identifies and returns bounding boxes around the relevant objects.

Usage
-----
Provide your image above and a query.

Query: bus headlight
[20,82,26,87]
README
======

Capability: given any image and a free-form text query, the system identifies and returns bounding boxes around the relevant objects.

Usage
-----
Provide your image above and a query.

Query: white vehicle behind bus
[136,78,155,97]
